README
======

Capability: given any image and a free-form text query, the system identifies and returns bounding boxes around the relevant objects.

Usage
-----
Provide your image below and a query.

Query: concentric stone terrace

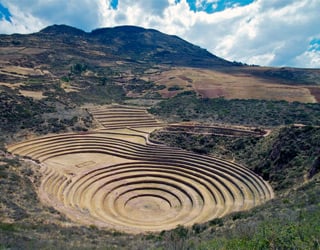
[89,105,163,129]
[7,105,273,233]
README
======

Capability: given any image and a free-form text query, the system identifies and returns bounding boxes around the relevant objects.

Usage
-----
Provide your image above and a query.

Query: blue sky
[186,0,255,13]
[0,3,11,22]
[0,0,319,68]
[109,0,256,13]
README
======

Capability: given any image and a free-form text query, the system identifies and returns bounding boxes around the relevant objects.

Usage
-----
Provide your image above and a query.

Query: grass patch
[0,223,17,232]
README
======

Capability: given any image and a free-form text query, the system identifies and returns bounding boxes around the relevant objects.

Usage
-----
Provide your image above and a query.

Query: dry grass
[61,82,81,92]
[150,67,319,103]
[308,87,320,102]
[0,82,24,89]
[0,46,46,55]
[0,47,26,54]
[19,90,45,100]
[0,66,47,77]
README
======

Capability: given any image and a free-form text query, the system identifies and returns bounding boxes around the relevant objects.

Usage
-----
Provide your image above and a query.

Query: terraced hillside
[7,105,273,233]
[88,105,164,130]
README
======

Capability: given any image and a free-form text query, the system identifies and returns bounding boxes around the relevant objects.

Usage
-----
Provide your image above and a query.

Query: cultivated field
[148,67,320,103]
[7,105,274,233]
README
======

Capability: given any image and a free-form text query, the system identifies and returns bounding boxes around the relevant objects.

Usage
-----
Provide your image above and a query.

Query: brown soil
[150,67,319,103]
[308,87,320,102]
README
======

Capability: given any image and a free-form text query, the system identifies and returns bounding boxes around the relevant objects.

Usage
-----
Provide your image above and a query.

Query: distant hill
[0,24,319,103]
[39,24,87,36]
[88,25,232,68]
[36,24,234,68]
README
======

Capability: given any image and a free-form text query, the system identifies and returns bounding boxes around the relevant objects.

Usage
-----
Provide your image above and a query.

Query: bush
[168,85,183,91]
[150,95,320,126]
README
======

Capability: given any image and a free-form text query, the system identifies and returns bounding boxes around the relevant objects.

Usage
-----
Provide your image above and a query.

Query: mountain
[88,25,232,67]
[35,24,233,68]
[1,24,319,104]
[39,24,87,36]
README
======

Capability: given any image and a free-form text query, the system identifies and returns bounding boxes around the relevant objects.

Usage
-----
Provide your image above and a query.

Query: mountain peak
[88,25,233,68]
[39,24,86,36]
[91,25,148,35]
[35,24,234,68]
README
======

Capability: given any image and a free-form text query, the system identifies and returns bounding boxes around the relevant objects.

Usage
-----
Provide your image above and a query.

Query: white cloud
[1,0,101,31]
[195,0,218,11]
[294,50,320,68]
[0,3,47,34]
[182,0,320,67]
[0,0,319,68]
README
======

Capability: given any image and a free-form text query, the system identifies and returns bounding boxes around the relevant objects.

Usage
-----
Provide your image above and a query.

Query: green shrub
[168,85,183,91]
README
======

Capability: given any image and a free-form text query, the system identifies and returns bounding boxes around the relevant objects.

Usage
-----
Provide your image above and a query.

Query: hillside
[0,25,320,249]
[1,24,320,104]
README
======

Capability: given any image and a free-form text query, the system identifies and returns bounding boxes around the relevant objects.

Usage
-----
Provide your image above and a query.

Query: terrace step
[6,105,274,233]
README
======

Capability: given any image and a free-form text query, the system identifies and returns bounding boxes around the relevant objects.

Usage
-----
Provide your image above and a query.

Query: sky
[0,0,319,68]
